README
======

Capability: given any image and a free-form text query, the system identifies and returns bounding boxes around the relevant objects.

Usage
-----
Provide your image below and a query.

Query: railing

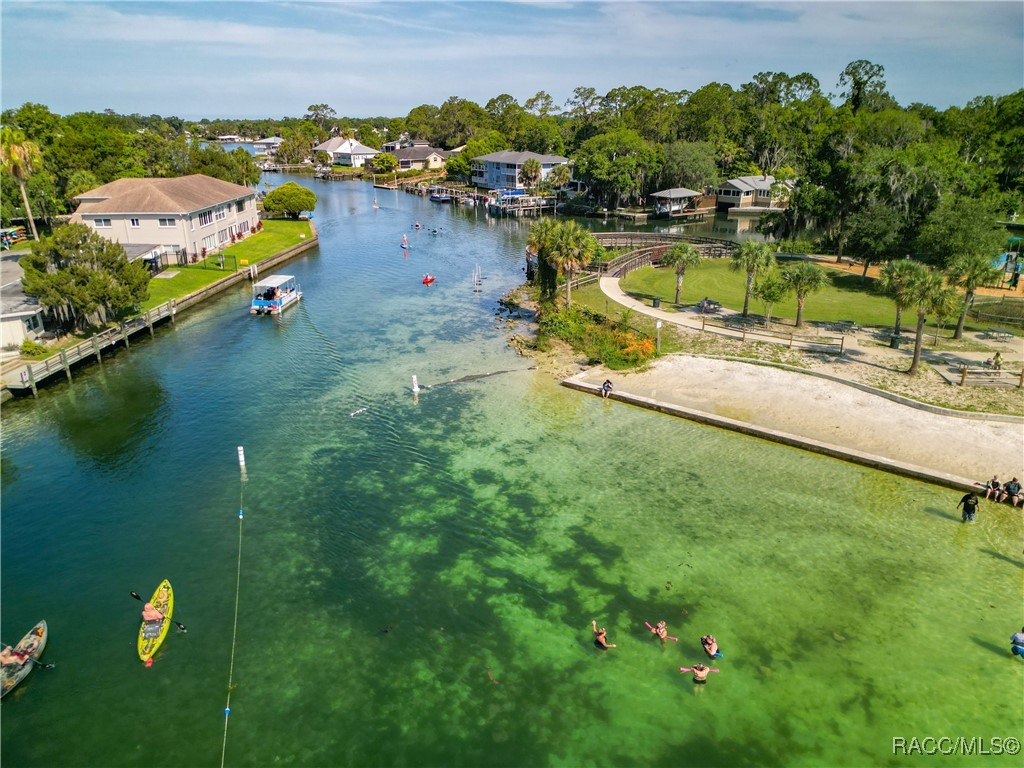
[968,296,1024,328]
[697,316,847,353]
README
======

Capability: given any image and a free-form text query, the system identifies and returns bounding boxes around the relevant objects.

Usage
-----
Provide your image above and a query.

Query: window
[198,210,213,226]
[235,200,246,213]
[94,218,111,228]
[202,234,216,250]
[215,206,227,221]
[129,218,140,228]
[158,218,175,227]
[24,315,41,332]
[218,228,229,244]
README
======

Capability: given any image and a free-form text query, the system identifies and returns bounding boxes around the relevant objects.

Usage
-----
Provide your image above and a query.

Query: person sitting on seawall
[680,663,719,684]
[957,492,979,522]
[141,602,165,624]
[701,635,724,658]
[592,620,616,650]
[601,379,613,399]
[998,477,1022,507]
[1011,627,1024,658]
[983,475,1002,500]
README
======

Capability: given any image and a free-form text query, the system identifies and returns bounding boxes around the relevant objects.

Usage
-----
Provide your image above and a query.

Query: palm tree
[729,241,775,317]
[546,220,596,308]
[526,217,559,297]
[782,262,829,328]
[519,157,542,192]
[659,242,704,305]
[1,127,42,240]
[879,258,918,336]
[946,252,1003,340]
[547,163,571,198]
[902,263,957,375]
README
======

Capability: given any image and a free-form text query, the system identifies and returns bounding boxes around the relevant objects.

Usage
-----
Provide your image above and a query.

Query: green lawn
[620,259,998,334]
[139,220,313,311]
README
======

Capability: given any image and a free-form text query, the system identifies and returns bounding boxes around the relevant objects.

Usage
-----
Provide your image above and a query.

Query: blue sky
[2,1,1021,120]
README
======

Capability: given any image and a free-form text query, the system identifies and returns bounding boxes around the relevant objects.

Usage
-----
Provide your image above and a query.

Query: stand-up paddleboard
[1,621,47,698]
[138,580,173,665]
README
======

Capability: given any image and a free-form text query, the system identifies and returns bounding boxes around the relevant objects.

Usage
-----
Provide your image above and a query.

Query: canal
[1,175,1020,767]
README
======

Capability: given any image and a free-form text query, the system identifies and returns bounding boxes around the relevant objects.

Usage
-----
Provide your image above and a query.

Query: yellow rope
[220,474,245,768]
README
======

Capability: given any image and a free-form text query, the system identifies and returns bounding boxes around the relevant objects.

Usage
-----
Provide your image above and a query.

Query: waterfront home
[471,151,569,191]
[0,251,45,349]
[253,136,284,156]
[651,187,703,216]
[715,175,791,212]
[389,143,449,171]
[313,137,378,167]
[70,174,259,264]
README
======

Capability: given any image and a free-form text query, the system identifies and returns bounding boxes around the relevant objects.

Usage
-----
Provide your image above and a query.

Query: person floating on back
[592,620,616,650]
[645,620,677,642]
[701,635,724,658]
[957,492,979,522]
[680,663,719,684]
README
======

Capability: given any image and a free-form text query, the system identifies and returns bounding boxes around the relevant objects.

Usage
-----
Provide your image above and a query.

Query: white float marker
[237,446,247,483]
[412,375,420,393]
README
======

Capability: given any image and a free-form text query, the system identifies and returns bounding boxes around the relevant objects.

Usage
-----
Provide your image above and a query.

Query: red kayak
[422,275,435,285]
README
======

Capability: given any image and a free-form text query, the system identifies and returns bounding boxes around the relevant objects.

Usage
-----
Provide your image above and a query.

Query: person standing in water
[592,620,616,650]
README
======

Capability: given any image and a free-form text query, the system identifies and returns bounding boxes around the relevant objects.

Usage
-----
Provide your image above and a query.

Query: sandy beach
[571,354,1023,486]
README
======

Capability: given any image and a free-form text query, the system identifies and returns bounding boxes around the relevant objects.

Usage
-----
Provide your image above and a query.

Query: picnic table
[988,327,1016,342]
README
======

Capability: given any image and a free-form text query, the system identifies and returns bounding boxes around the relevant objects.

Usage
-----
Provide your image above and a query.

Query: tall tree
[729,241,775,317]
[781,262,828,327]
[1,127,43,239]
[573,129,662,209]
[837,60,893,115]
[751,270,791,328]
[526,217,559,300]
[304,104,337,133]
[659,243,703,304]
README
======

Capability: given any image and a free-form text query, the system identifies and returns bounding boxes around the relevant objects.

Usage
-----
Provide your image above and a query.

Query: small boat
[429,189,452,203]
[251,274,302,315]
[422,275,436,285]
[1,621,47,699]
[138,580,173,665]
[461,197,476,207]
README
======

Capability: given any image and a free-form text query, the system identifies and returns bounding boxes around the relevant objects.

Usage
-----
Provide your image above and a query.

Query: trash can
[652,297,661,308]
[889,334,901,349]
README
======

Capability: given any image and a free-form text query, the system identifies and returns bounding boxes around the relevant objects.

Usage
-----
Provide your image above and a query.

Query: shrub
[21,338,48,356]
[538,305,657,369]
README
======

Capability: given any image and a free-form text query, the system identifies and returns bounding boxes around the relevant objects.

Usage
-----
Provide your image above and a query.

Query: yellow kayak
[137,580,173,664]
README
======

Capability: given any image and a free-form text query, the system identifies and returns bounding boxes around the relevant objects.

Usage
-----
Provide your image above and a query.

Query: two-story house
[389,141,449,171]
[70,174,259,263]
[470,151,569,191]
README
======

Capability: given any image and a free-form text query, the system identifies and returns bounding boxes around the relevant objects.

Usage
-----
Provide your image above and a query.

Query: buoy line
[220,447,247,768]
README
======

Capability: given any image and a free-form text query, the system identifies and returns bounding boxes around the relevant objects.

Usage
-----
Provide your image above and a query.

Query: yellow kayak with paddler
[138,579,173,665]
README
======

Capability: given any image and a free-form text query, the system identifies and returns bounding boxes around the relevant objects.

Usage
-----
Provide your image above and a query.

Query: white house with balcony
[470,151,569,191]
[70,174,259,264]
[715,175,791,212]
[313,137,379,167]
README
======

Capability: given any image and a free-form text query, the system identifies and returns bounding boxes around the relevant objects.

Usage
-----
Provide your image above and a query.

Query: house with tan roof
[470,151,569,190]
[389,142,448,171]
[70,174,258,263]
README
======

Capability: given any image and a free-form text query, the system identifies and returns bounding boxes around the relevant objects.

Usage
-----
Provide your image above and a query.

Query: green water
[1,177,1020,767]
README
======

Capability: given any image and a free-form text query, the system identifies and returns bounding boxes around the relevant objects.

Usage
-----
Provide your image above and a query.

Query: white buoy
[237,446,247,481]
[412,375,420,393]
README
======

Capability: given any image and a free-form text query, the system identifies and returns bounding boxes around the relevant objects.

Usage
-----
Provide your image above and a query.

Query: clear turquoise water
[1,177,1021,767]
